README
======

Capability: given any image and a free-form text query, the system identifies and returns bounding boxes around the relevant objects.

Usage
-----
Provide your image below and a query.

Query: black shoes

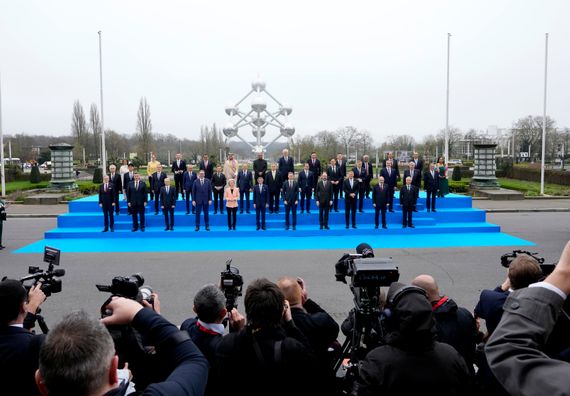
[352,225,357,229]
[292,226,296,230]
[131,228,138,232]
[374,225,378,229]
[165,227,169,231]
[256,226,260,230]
[382,225,387,229]
[195,226,200,231]
[325,226,330,230]
[170,227,174,231]
[205,226,210,231]
[141,227,145,232]
[409,225,415,228]
[102,228,108,232]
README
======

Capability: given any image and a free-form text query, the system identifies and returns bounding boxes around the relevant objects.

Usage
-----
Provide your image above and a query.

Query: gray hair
[39,310,115,396]
[194,284,226,323]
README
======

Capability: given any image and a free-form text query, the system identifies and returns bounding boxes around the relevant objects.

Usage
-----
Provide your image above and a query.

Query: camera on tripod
[96,273,154,305]
[500,250,557,276]
[220,259,243,311]
[20,246,65,297]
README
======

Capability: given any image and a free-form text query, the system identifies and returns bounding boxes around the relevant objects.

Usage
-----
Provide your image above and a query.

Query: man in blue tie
[253,177,269,230]
[160,177,177,231]
[192,170,212,231]
[399,176,418,228]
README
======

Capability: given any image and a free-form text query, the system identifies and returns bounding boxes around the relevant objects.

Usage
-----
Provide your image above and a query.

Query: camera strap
[252,337,283,366]
[432,296,449,311]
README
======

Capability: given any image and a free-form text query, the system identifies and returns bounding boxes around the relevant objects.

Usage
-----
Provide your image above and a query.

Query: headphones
[382,285,427,320]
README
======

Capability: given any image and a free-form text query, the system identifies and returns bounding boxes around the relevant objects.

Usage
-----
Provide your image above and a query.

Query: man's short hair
[508,254,543,290]
[244,278,284,329]
[194,284,226,323]
[277,277,302,306]
[39,311,115,396]
[0,279,26,325]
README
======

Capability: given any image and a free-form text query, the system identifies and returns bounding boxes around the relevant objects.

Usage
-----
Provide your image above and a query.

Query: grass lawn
[4,180,49,194]
[497,178,569,196]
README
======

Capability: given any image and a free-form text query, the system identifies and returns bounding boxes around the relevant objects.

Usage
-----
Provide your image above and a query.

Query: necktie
[388,168,391,176]
[201,179,204,186]
[380,183,383,190]
[350,180,353,189]
[408,185,410,191]
[272,171,275,179]
[130,172,133,179]
[135,182,138,190]
[333,166,336,173]
[166,186,169,194]
[260,185,262,192]
[305,170,308,177]
[289,181,292,188]
[431,171,434,178]
[312,159,315,165]
[105,183,108,192]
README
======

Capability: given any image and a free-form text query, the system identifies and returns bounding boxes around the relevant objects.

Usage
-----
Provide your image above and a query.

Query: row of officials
[99,150,448,233]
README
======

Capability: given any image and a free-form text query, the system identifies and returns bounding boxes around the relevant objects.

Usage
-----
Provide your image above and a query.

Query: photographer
[0,198,6,249]
[0,279,47,396]
[180,284,245,396]
[35,297,208,396]
[357,282,471,395]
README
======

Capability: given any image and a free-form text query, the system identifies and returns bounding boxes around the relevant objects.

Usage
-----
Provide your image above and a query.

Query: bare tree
[386,134,416,151]
[71,100,89,153]
[437,126,463,158]
[314,130,339,160]
[137,97,153,160]
[337,126,360,156]
[89,103,101,160]
[512,115,555,160]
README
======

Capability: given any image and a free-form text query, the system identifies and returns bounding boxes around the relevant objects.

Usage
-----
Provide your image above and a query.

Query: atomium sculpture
[223,77,295,153]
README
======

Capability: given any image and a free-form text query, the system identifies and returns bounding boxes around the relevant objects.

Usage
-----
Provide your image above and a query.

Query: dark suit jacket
[423,169,440,192]
[326,166,341,182]
[412,158,424,173]
[315,180,333,205]
[380,167,398,187]
[352,167,367,184]
[278,156,294,180]
[98,183,115,208]
[282,180,299,204]
[127,181,148,207]
[237,170,253,191]
[403,169,421,189]
[307,159,321,179]
[152,172,167,193]
[336,160,347,178]
[253,184,269,207]
[160,186,177,208]
[363,162,374,180]
[343,178,359,197]
[183,170,197,191]
[123,172,135,192]
[109,172,122,192]
[192,178,212,204]
[212,172,227,189]
[265,171,282,193]
[383,159,400,181]
[199,161,215,179]
[253,159,268,180]
[399,185,418,207]
[0,326,45,396]
[298,170,314,191]
[171,159,187,175]
[474,286,509,335]
[372,183,390,208]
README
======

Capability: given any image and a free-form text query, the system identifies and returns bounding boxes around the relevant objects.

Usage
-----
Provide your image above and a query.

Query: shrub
[30,165,41,184]
[452,165,462,181]
[78,182,99,195]
[92,168,103,184]
[449,180,469,193]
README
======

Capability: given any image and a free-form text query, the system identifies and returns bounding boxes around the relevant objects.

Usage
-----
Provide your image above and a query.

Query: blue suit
[380,167,398,210]
[474,286,509,335]
[183,170,197,214]
[237,170,253,213]
[282,180,299,229]
[160,185,177,229]
[297,169,314,213]
[253,183,269,229]
[192,178,212,228]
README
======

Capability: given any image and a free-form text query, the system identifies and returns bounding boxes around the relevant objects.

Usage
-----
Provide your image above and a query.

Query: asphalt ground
[0,212,569,331]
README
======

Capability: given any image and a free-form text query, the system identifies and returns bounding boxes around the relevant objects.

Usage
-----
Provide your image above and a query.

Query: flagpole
[98,31,107,174]
[444,33,451,163]
[540,33,549,195]
[0,74,5,197]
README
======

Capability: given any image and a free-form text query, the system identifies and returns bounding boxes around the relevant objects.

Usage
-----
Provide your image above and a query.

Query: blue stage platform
[15,192,533,253]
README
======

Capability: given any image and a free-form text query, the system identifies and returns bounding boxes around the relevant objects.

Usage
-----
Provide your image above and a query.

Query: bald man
[412,274,477,374]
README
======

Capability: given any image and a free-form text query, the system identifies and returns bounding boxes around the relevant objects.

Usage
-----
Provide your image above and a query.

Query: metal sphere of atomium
[252,114,266,127]
[251,96,267,112]
[279,104,292,116]
[223,122,238,138]
[225,103,238,116]
[252,127,266,138]
[251,77,266,92]
[280,123,295,138]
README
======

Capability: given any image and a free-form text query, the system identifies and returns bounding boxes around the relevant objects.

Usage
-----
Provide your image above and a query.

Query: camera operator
[180,284,245,396]
[35,297,208,396]
[0,279,47,396]
[215,278,321,396]
[356,282,471,396]
[486,240,570,395]
[411,274,478,375]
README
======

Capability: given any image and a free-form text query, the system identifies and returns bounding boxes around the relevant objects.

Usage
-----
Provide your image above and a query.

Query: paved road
[0,212,569,332]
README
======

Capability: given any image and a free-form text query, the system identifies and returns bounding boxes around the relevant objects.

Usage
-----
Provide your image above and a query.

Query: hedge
[507,166,570,186]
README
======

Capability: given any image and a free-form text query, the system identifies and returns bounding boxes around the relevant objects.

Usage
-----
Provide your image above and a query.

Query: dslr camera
[20,246,65,297]
[96,273,154,305]
[501,250,556,276]
[220,259,243,311]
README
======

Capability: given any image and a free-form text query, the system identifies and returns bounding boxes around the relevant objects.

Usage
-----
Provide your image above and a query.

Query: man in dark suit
[383,152,400,183]
[343,171,359,229]
[399,176,418,228]
[108,164,122,215]
[297,163,314,214]
[253,177,269,230]
[327,158,341,212]
[403,162,421,211]
[212,165,227,215]
[237,163,253,214]
[307,152,321,196]
[412,152,424,174]
[315,172,333,230]
[372,175,389,229]
[362,155,374,199]
[352,160,367,213]
[380,159,398,212]
[199,154,214,180]
[336,153,347,199]
[282,172,299,230]
[183,164,197,214]
[160,177,177,231]
[122,163,135,213]
[278,148,294,182]
[265,163,282,214]
[152,164,167,215]
[127,173,147,231]
[0,280,46,396]
[171,153,186,199]
[253,152,267,184]
[423,162,439,212]
[98,175,115,232]
[192,170,212,231]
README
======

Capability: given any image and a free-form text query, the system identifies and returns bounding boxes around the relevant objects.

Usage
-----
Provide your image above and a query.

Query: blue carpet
[14,232,533,253]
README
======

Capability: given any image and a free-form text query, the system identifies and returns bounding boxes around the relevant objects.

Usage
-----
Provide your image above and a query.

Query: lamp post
[98,31,107,174]
[444,33,451,164]
[0,74,5,197]
[540,33,549,195]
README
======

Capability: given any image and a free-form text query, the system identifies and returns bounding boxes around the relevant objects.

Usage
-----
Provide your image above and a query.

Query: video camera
[500,250,557,276]
[220,259,243,311]
[20,246,65,297]
[96,273,154,305]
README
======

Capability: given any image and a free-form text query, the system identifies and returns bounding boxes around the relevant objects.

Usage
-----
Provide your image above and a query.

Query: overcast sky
[0,0,568,144]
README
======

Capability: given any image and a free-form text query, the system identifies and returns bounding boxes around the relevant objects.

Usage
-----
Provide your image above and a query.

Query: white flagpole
[540,33,549,196]
[98,31,107,174]
[444,33,451,163]
[0,73,5,197]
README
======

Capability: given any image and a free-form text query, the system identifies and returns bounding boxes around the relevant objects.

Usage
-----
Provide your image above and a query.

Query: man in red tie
[98,175,115,232]
[372,175,389,229]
